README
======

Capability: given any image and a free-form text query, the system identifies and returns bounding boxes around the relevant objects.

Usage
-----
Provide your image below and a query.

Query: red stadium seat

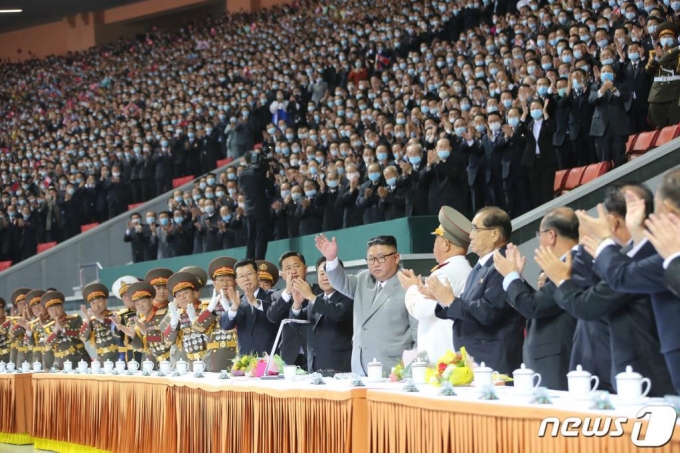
[81,222,100,233]
[37,242,57,254]
[626,134,637,153]
[627,130,660,159]
[554,169,570,196]
[562,166,587,193]
[216,158,233,167]
[0,261,11,272]
[652,125,680,147]
[128,202,144,211]
[580,162,612,186]
[172,175,194,188]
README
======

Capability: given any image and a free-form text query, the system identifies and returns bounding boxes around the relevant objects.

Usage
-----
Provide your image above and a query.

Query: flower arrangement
[230,354,285,377]
[389,360,405,382]
[425,347,475,387]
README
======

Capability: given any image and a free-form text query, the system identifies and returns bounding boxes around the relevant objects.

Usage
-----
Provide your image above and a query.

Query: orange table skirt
[0,372,33,445]
[31,374,365,453]
[366,390,680,453]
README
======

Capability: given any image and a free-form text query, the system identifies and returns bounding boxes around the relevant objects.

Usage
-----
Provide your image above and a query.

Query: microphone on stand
[261,318,310,379]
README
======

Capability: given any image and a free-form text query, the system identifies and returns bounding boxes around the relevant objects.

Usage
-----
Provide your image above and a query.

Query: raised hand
[226,286,241,311]
[576,204,611,242]
[645,213,680,259]
[292,278,316,301]
[80,304,90,321]
[419,275,455,306]
[534,245,572,284]
[168,301,180,327]
[315,234,338,261]
[397,269,422,291]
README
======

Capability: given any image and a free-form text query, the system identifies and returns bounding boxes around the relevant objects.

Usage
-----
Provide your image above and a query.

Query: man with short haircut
[220,260,279,356]
[79,283,118,363]
[316,234,417,375]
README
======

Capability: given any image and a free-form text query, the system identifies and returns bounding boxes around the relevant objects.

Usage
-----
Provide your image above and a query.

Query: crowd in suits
[4,0,680,269]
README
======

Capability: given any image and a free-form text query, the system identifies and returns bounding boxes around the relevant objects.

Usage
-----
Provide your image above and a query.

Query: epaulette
[67,314,79,320]
[29,318,40,325]
[44,321,55,328]
[117,308,131,316]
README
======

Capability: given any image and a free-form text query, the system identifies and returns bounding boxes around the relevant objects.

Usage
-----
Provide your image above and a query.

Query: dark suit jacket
[419,151,467,214]
[219,288,278,356]
[291,291,353,373]
[594,241,680,381]
[238,166,275,219]
[505,278,576,391]
[460,139,485,187]
[435,250,525,375]
[552,95,570,147]
[567,86,595,141]
[588,82,630,137]
[619,59,652,112]
[520,118,556,168]
[665,257,680,298]
[266,285,322,365]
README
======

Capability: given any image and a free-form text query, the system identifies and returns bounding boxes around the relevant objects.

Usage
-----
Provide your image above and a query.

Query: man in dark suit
[459,120,486,214]
[520,99,556,210]
[577,169,680,393]
[377,166,407,221]
[430,207,524,375]
[123,212,148,263]
[553,80,573,170]
[290,257,353,374]
[537,186,675,396]
[356,163,385,225]
[239,151,276,259]
[481,114,508,211]
[567,70,597,166]
[502,108,532,218]
[266,252,322,368]
[588,65,630,167]
[219,260,279,356]
[493,208,579,391]
[619,43,653,134]
[421,138,468,214]
[317,173,344,231]
[403,143,429,217]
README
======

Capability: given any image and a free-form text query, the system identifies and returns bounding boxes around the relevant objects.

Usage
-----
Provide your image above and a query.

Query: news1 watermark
[538,406,678,447]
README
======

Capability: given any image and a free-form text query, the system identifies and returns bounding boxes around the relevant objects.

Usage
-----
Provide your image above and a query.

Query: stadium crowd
[1,0,680,265]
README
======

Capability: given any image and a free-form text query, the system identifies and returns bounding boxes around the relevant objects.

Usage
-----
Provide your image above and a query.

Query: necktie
[462,263,483,298]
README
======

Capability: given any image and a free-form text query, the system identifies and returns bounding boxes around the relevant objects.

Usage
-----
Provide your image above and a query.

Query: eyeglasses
[366,252,397,265]
[470,225,497,234]
[535,229,552,238]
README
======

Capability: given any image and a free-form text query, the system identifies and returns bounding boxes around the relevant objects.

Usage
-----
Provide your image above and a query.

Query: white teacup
[513,363,542,395]
[175,360,188,375]
[115,360,126,372]
[63,361,73,372]
[33,361,42,371]
[192,360,206,374]
[0,361,6,372]
[21,361,30,372]
[6,362,15,372]
[103,360,114,373]
[91,361,101,373]
[284,365,299,381]
[475,362,500,389]
[616,366,652,401]
[128,360,140,372]
[159,360,171,374]
[567,365,599,399]
[77,360,88,372]
[142,360,154,373]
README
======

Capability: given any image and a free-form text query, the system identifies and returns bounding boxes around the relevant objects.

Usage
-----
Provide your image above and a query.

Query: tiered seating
[627,130,660,160]
[81,223,100,233]
[37,242,58,254]
[554,162,613,197]
[172,175,195,189]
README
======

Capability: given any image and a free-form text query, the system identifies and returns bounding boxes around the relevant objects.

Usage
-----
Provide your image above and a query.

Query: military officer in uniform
[8,288,31,367]
[0,298,11,363]
[79,283,118,363]
[110,276,142,363]
[398,206,473,362]
[179,266,208,289]
[646,22,680,128]
[192,258,239,371]
[257,261,280,291]
[42,291,91,369]
[115,282,171,366]
[24,290,55,369]
[162,272,209,370]
[146,268,173,309]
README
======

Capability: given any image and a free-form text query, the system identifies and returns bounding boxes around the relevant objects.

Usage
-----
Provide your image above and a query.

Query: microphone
[261,318,310,379]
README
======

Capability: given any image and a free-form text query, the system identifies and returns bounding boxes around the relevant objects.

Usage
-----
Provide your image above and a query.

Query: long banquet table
[0,371,679,452]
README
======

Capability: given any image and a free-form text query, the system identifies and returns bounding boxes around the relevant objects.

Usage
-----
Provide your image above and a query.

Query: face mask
[437,150,451,160]
[305,190,317,198]
[368,172,381,182]
[475,124,486,134]
[455,127,467,136]
[222,214,233,222]
[600,72,614,82]
[530,109,543,120]
[489,122,501,132]
[629,52,640,61]
[597,39,608,48]
[159,218,169,226]
[661,37,675,47]
[174,216,184,224]
[508,117,520,127]
[601,58,614,65]
[281,190,291,198]
[408,155,422,166]
[292,192,303,201]
[572,80,582,90]
[146,216,156,224]
[562,55,572,63]
[538,86,549,96]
